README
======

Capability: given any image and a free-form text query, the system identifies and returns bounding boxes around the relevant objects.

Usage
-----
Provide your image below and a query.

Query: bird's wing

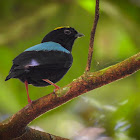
[13,51,73,69]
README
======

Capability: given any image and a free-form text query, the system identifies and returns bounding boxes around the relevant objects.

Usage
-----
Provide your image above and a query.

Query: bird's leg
[43,79,60,92]
[24,80,32,104]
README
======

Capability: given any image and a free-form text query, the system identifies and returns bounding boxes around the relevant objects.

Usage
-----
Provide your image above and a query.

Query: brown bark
[0,52,140,139]
[14,127,69,140]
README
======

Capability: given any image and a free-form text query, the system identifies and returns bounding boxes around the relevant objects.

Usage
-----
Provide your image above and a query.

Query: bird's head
[41,26,84,52]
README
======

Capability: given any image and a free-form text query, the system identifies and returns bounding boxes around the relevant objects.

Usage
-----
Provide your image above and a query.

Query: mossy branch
[0,52,140,139]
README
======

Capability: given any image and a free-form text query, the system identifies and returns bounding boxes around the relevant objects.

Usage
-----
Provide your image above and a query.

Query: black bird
[5,26,84,103]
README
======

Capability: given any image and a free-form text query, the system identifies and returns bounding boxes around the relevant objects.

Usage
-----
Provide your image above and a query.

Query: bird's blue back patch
[24,42,70,53]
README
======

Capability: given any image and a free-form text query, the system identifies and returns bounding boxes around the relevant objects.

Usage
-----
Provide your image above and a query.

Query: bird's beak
[75,32,84,38]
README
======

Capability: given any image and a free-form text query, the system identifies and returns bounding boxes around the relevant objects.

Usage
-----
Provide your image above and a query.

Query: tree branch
[1,0,140,139]
[0,52,140,139]
[14,127,69,140]
[86,0,99,72]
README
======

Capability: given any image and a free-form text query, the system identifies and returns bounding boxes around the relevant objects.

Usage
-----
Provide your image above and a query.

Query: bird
[5,26,84,104]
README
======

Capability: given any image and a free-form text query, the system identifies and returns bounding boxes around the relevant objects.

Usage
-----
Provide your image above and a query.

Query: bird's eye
[64,29,71,35]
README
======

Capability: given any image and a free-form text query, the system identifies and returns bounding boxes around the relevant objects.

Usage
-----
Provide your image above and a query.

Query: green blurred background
[0,0,140,139]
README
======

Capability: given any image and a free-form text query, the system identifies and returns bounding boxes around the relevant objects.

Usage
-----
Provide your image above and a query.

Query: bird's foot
[43,79,60,92]
[28,98,32,104]
[53,86,60,93]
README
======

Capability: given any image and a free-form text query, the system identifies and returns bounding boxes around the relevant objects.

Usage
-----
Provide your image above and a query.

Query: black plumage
[6,51,73,87]
[5,27,84,103]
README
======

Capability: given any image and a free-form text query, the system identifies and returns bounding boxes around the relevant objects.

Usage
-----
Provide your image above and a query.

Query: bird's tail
[5,75,11,81]
[5,70,24,81]
[5,65,25,81]
[5,73,14,81]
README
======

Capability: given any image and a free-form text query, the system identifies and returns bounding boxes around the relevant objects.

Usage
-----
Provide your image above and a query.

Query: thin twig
[86,0,100,72]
